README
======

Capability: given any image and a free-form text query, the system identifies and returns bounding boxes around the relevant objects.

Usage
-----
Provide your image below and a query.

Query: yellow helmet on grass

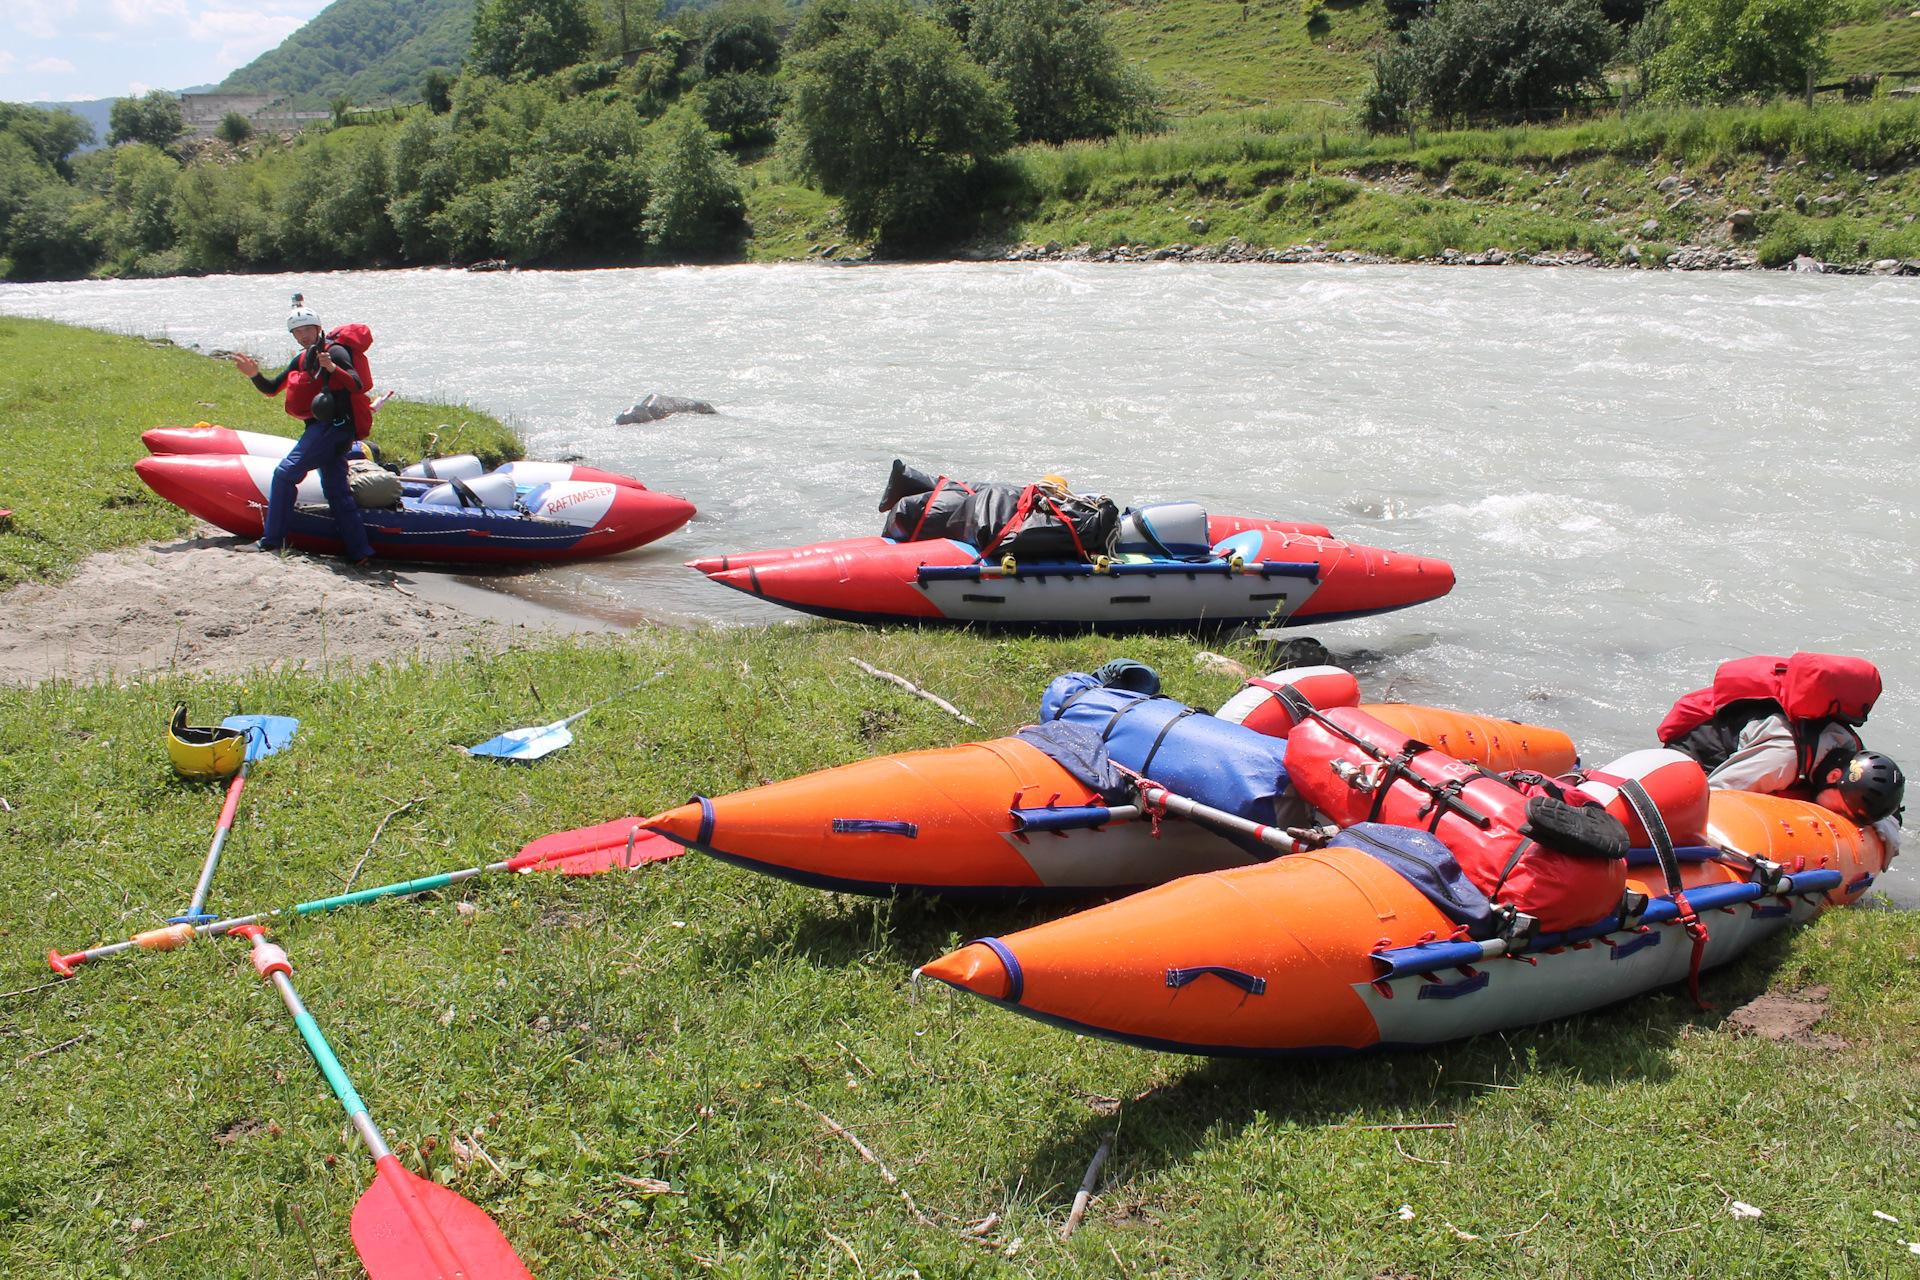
[168,705,247,779]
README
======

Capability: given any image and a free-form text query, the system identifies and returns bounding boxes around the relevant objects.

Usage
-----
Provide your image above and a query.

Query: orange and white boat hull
[643,737,1263,899]
[919,791,1889,1055]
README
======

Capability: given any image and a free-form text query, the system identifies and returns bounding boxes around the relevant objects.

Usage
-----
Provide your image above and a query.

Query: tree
[1645,0,1833,100]
[423,69,456,113]
[470,0,599,79]
[108,91,186,150]
[702,15,783,76]
[643,111,746,249]
[1404,0,1617,120]
[489,96,651,260]
[0,104,95,177]
[700,72,788,148]
[217,112,255,145]
[330,95,356,127]
[964,0,1157,144]
[787,0,1012,243]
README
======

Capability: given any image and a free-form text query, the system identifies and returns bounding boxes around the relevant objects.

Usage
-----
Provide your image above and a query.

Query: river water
[4,263,1916,776]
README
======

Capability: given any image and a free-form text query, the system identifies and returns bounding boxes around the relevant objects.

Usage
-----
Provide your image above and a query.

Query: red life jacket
[1286,707,1626,932]
[1657,653,1880,744]
[282,324,375,440]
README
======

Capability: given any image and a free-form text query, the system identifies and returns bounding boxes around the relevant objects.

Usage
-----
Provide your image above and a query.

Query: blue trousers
[260,419,375,561]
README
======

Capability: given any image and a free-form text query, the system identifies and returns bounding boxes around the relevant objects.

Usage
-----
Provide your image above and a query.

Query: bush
[1405,0,1617,119]
[107,91,186,150]
[700,73,788,148]
[643,112,747,249]
[1646,0,1834,102]
[216,112,254,145]
[471,0,600,79]
[787,0,1012,243]
[964,0,1159,144]
[1358,44,1424,132]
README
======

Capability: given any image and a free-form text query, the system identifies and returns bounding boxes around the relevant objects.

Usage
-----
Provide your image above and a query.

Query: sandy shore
[0,526,620,685]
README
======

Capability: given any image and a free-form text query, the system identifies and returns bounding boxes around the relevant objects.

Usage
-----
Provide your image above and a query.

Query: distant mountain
[217,0,475,108]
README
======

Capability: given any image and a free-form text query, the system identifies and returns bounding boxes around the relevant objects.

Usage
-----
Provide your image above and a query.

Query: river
[3,262,1916,777]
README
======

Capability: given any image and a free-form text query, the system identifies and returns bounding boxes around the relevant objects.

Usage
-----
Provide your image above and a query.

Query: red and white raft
[141,426,644,490]
[689,512,1454,630]
[134,453,695,565]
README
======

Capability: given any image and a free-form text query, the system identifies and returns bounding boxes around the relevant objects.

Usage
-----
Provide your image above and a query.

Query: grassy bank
[0,317,521,589]
[2,628,1918,1277]
[996,99,1920,266]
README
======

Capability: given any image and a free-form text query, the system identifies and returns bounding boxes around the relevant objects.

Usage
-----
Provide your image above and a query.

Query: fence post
[1806,67,1815,109]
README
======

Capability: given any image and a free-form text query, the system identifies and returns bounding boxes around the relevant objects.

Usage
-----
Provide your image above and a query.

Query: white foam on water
[4,262,1915,786]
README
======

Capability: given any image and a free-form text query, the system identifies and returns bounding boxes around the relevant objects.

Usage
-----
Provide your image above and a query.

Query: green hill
[217,0,475,108]
[1099,0,1386,113]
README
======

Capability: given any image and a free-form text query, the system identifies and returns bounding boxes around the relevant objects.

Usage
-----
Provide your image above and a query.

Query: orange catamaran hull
[917,790,1887,1056]
[641,705,1575,900]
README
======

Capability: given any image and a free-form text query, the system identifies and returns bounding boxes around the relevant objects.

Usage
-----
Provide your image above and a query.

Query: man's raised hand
[232,353,260,378]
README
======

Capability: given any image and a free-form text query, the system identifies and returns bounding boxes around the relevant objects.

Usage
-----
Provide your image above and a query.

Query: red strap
[980,485,1037,557]
[906,477,948,542]
[1041,494,1090,561]
[1672,891,1715,1009]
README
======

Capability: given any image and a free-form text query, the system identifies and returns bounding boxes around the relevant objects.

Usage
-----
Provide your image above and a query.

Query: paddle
[231,926,534,1280]
[464,671,665,763]
[48,822,682,975]
[171,714,300,925]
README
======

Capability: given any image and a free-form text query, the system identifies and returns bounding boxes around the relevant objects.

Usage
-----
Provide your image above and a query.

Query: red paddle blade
[353,1156,532,1280]
[510,817,685,876]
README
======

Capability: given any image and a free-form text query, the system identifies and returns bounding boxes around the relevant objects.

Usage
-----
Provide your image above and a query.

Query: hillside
[1099,0,1385,113]
[217,0,474,108]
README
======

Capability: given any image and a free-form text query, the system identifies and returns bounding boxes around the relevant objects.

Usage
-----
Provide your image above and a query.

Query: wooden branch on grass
[343,796,425,891]
[847,658,976,725]
[19,1031,89,1064]
[1062,1119,1120,1239]
[795,1099,935,1226]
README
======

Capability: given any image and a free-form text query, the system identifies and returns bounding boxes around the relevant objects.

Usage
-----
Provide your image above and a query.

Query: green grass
[1097,0,1387,114]
[2,627,1919,1277]
[993,99,1920,263]
[1829,16,1920,78]
[0,318,521,589]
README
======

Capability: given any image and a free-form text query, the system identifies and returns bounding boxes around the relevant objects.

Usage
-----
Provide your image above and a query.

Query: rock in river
[616,394,717,424]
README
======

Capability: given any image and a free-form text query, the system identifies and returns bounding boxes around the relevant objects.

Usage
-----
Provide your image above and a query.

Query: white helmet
[286,292,321,333]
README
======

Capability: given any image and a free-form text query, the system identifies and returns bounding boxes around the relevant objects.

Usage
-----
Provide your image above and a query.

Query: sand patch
[0,529,512,684]
[1724,985,1847,1050]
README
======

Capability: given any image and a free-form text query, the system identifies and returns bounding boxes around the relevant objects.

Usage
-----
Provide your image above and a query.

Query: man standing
[231,297,375,564]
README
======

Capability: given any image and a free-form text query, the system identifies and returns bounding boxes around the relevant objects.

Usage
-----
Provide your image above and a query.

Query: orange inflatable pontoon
[917,789,1888,1056]
[641,677,1592,900]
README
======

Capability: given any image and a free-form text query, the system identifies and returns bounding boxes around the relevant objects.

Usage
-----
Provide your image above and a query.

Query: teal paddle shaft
[50,859,505,974]
[234,926,390,1158]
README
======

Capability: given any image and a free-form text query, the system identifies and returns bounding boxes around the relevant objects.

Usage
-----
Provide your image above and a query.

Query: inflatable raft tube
[141,427,647,490]
[1218,666,1582,776]
[682,516,1339,576]
[638,702,1583,901]
[693,528,1452,630]
[133,453,694,564]
[917,790,1887,1057]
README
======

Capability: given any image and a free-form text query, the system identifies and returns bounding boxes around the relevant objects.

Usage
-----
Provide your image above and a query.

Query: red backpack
[282,324,376,440]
